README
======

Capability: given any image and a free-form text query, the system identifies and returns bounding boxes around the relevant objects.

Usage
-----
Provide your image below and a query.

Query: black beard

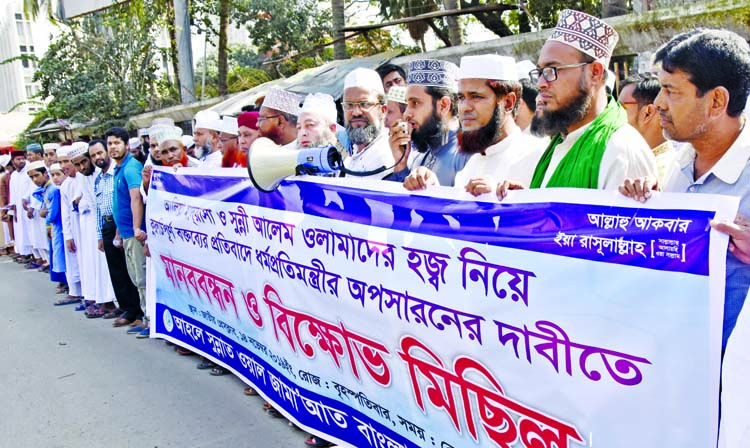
[532,82,592,137]
[458,106,502,155]
[410,110,443,153]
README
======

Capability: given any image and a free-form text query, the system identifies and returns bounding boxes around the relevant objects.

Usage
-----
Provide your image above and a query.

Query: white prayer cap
[150,125,183,145]
[386,85,407,104]
[137,128,149,137]
[516,60,536,81]
[0,155,11,167]
[68,142,89,159]
[27,160,47,172]
[181,135,194,148]
[56,145,71,158]
[43,143,60,152]
[344,68,385,95]
[193,110,222,131]
[261,88,301,116]
[458,55,518,81]
[220,116,238,135]
[300,93,337,124]
[128,137,141,149]
[49,163,63,172]
[548,9,618,62]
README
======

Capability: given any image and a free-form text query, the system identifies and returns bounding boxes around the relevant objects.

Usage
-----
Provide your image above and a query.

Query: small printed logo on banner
[163,308,174,332]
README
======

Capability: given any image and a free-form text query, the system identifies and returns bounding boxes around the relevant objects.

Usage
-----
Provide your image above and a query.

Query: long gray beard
[347,123,381,146]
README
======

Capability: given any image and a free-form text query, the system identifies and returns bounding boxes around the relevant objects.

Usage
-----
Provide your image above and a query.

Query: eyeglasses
[342,101,381,112]
[619,101,641,106]
[529,62,593,83]
[257,114,281,123]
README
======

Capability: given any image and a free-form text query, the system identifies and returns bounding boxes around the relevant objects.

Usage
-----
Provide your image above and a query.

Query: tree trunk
[427,19,452,47]
[217,0,229,96]
[166,0,181,99]
[331,0,349,60]
[443,0,462,46]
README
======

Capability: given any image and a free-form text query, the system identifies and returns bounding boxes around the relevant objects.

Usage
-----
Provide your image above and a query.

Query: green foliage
[31,0,177,134]
[528,0,601,29]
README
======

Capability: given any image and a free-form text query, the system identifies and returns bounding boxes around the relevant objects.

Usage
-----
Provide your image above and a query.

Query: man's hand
[144,242,151,258]
[496,180,526,201]
[142,165,153,186]
[464,176,496,197]
[711,214,750,264]
[73,196,81,207]
[26,208,34,219]
[66,239,76,253]
[403,167,438,191]
[134,228,147,242]
[98,239,104,252]
[388,122,411,172]
[47,228,52,240]
[618,176,660,202]
[40,208,48,218]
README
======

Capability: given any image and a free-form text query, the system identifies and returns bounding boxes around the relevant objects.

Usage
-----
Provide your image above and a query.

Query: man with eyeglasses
[498,9,655,198]
[618,73,675,182]
[341,67,395,180]
[257,88,300,150]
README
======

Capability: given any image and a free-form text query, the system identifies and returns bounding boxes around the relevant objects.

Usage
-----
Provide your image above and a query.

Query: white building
[0,1,56,114]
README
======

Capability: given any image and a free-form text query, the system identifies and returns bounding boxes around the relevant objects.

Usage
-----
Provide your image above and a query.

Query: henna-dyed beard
[458,106,502,155]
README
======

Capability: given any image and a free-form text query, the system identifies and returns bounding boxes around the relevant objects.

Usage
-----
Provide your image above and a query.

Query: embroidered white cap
[261,88,302,116]
[548,9,619,62]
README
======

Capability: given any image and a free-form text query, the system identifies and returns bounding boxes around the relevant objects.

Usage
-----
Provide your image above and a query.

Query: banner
[146,167,737,448]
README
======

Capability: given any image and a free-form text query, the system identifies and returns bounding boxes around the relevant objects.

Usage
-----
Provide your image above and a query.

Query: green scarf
[529,98,627,189]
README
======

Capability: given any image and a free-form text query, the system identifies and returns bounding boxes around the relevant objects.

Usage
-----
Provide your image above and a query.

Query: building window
[30,46,34,52]
[15,13,23,20]
[20,45,27,52]
[22,59,29,68]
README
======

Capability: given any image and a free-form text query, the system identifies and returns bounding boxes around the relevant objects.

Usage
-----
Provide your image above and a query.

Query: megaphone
[247,137,342,192]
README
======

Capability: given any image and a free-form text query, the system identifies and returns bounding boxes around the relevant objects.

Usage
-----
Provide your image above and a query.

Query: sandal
[267,408,284,419]
[85,305,106,318]
[54,296,82,306]
[304,436,334,447]
[175,347,194,356]
[196,360,216,370]
[262,402,272,411]
[243,387,258,396]
[210,367,229,376]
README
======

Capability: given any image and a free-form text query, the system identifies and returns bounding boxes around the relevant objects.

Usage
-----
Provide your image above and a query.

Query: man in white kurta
[523,10,656,191]
[57,146,82,299]
[8,151,33,258]
[453,55,548,191]
[341,68,395,180]
[69,142,116,306]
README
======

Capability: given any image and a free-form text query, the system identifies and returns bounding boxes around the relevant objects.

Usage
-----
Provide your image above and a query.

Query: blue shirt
[94,167,115,239]
[113,153,144,239]
[44,181,61,228]
[664,122,750,350]
[383,131,470,186]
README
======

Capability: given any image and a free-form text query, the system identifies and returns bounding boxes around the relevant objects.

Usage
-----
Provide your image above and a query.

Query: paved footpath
[0,257,311,448]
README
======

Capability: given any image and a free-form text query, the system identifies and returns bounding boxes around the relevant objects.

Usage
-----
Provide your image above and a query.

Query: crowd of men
[1,9,750,446]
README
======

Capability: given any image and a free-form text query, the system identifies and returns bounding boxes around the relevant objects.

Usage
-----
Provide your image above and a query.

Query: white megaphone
[247,137,342,192]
